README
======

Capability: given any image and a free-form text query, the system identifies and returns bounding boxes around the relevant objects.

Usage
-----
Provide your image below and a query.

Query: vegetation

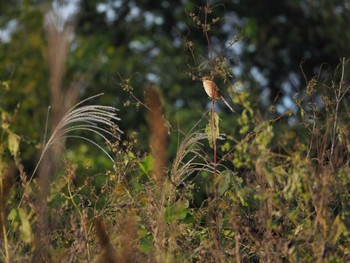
[1,1,350,262]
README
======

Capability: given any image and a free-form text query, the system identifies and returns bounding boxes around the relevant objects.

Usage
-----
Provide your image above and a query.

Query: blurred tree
[230,0,350,104]
[1,0,350,165]
[0,2,48,168]
[74,0,350,112]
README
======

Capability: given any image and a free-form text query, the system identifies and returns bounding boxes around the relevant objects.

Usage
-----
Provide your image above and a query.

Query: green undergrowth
[1,60,350,262]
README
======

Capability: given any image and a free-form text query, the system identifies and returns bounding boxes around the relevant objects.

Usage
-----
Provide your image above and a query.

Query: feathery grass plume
[44,9,78,127]
[14,93,122,257]
[144,86,169,261]
[30,93,122,260]
[171,129,215,187]
[44,8,75,171]
[144,86,168,182]
[33,10,75,259]
[30,93,122,183]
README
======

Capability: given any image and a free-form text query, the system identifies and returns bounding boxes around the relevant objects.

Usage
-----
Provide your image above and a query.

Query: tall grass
[2,63,350,262]
[1,3,350,263]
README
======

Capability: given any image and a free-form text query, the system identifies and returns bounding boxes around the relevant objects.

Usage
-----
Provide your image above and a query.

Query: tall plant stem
[204,1,221,258]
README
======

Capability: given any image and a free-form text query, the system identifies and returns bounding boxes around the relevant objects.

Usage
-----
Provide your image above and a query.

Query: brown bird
[202,77,234,112]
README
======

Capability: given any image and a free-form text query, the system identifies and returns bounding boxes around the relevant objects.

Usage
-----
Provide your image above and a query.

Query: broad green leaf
[18,208,33,244]
[164,200,189,223]
[216,171,231,196]
[139,154,154,176]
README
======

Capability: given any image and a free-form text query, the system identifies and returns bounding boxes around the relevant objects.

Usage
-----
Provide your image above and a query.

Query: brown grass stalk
[144,86,169,261]
[95,217,117,263]
[145,86,168,183]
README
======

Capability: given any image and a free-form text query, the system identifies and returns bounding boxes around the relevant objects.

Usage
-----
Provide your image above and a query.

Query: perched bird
[202,77,234,112]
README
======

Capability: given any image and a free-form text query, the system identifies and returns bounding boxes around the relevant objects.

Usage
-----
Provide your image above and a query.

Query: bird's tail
[221,96,234,112]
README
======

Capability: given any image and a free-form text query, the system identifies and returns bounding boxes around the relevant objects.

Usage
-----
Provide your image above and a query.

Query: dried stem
[203,1,222,259]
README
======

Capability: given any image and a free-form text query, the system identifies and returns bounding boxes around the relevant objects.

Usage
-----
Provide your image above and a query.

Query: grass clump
[1,3,350,262]
[2,60,350,262]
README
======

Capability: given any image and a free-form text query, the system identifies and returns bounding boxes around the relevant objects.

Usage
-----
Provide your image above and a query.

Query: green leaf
[212,17,220,24]
[229,176,252,207]
[221,142,231,152]
[139,235,153,254]
[8,131,20,157]
[164,200,189,223]
[1,110,10,130]
[139,154,154,176]
[7,209,19,231]
[216,171,231,196]
[18,208,33,244]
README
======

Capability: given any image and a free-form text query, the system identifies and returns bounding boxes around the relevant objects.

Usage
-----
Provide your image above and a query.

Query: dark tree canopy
[1,0,349,159]
[73,0,350,105]
[231,0,350,101]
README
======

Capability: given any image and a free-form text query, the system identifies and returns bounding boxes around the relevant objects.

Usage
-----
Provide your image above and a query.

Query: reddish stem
[204,2,221,257]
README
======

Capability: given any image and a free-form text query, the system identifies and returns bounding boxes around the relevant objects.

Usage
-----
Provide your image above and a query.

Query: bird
[202,77,234,112]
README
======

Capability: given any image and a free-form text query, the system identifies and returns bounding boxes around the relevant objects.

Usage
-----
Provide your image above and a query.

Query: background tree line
[1,1,350,261]
[1,0,349,164]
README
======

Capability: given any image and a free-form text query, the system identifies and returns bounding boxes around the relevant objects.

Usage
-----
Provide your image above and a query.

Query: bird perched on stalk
[202,77,234,112]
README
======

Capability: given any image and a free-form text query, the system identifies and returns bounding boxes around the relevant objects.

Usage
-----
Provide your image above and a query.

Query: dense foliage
[1,1,350,262]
